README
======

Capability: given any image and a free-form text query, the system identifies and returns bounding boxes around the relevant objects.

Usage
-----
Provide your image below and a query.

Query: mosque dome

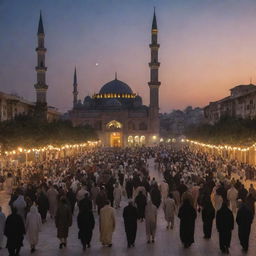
[83,95,92,103]
[99,79,133,94]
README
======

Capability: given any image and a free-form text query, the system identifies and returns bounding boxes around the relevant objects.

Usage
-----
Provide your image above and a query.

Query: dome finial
[115,72,117,80]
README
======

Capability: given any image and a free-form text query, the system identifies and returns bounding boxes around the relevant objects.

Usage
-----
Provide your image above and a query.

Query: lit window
[134,136,140,144]
[106,120,122,129]
[140,136,145,144]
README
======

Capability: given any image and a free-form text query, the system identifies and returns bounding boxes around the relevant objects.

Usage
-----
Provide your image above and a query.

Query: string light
[183,139,254,152]
[4,140,100,156]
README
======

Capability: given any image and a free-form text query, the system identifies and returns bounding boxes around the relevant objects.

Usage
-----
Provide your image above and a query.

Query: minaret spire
[38,11,44,35]
[152,7,157,30]
[34,11,48,119]
[148,8,161,137]
[73,67,78,108]
[115,72,117,80]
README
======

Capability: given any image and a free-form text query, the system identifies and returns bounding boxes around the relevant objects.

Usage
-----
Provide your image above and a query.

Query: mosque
[68,10,162,147]
[33,10,161,147]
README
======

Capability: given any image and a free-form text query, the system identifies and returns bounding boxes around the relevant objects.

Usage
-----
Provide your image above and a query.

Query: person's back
[4,208,25,256]
[99,203,115,247]
[216,204,234,232]
[216,202,234,254]
[178,199,197,248]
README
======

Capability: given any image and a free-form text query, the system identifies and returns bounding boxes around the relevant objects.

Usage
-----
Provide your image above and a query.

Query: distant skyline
[1,0,256,113]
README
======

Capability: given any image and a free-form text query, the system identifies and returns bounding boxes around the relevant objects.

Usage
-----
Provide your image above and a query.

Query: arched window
[134,136,140,145]
[128,136,133,146]
[139,122,147,130]
[106,120,122,129]
[140,136,146,144]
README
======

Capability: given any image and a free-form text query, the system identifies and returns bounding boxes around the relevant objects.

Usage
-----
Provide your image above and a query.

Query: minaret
[148,8,161,134]
[34,11,48,119]
[73,67,78,108]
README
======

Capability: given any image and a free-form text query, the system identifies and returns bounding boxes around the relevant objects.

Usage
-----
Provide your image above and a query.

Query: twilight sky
[1,0,256,113]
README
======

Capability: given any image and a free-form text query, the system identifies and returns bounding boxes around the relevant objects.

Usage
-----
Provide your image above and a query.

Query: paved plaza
[1,159,256,256]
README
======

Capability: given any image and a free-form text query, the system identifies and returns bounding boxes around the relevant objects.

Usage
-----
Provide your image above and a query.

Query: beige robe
[159,182,169,201]
[25,206,42,246]
[227,187,238,214]
[163,198,176,226]
[145,201,157,239]
[99,205,115,245]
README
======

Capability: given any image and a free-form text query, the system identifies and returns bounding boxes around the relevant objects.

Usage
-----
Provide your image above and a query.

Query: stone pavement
[0,159,256,256]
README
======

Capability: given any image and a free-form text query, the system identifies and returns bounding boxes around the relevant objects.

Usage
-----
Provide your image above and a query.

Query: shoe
[152,239,155,243]
[147,240,151,244]
[83,246,86,251]
[87,243,91,248]
[63,243,67,247]
[108,244,112,247]
[132,244,135,247]
[31,248,36,253]
[127,244,131,248]
[59,243,63,249]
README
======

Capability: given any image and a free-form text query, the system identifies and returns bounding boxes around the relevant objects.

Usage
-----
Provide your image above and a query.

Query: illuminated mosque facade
[68,10,161,147]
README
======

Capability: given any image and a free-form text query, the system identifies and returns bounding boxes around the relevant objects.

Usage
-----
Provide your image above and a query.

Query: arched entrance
[110,132,121,147]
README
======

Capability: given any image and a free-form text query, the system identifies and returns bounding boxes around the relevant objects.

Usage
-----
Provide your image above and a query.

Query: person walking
[163,193,176,229]
[227,185,238,215]
[236,202,253,252]
[216,201,234,254]
[178,198,197,248]
[47,184,59,218]
[135,191,147,222]
[145,200,157,243]
[55,197,72,249]
[25,205,42,253]
[201,195,215,239]
[4,207,25,256]
[0,206,6,249]
[123,201,138,248]
[36,188,49,223]
[99,201,115,247]
[150,185,161,208]
[96,186,108,214]
[12,192,27,223]
[113,183,122,209]
[77,205,95,251]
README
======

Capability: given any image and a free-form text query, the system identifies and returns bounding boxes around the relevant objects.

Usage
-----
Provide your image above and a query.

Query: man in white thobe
[159,180,169,201]
[99,201,115,247]
[145,200,157,243]
[227,185,238,215]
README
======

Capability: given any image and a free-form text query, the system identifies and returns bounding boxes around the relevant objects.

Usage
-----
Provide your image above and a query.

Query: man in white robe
[13,194,27,222]
[163,194,176,229]
[99,201,115,247]
[227,185,238,215]
[25,205,42,253]
[145,200,157,243]
[159,180,169,201]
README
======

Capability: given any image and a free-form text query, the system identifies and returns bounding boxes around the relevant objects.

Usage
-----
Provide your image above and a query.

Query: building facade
[68,11,161,147]
[0,91,59,122]
[204,84,256,124]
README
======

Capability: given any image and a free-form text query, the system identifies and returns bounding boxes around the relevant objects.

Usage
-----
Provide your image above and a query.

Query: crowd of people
[0,145,256,255]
